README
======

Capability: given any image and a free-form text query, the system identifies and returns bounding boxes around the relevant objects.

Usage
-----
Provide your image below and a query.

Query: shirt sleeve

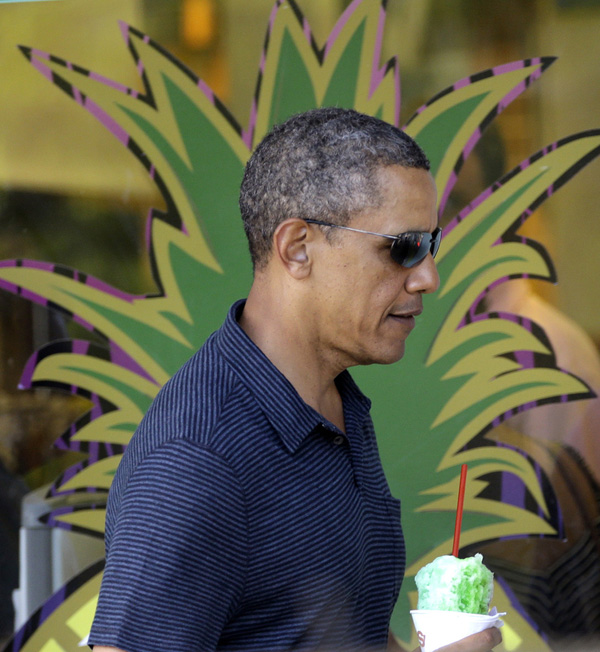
[88,438,248,652]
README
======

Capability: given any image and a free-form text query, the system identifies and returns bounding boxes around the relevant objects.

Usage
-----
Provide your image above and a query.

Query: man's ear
[273,218,313,279]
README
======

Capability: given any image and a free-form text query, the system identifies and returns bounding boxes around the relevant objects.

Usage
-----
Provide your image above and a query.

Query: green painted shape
[322,19,365,108]
[160,75,250,268]
[115,103,219,266]
[61,289,195,378]
[110,422,139,432]
[63,366,154,414]
[408,173,545,363]
[117,76,248,275]
[113,76,252,364]
[368,180,544,499]
[268,29,318,127]
[412,93,489,177]
[357,356,544,536]
[158,241,251,350]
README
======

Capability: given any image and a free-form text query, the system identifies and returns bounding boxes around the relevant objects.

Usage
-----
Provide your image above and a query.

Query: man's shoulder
[107,332,253,515]
[161,332,228,398]
[139,332,245,443]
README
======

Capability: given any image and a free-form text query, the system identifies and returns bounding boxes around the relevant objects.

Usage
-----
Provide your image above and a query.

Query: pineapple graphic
[2,1,600,650]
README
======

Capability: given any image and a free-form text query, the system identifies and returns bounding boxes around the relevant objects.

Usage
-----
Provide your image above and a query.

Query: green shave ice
[415,553,494,614]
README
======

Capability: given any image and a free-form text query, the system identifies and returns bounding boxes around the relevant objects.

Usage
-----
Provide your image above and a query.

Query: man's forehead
[350,166,438,232]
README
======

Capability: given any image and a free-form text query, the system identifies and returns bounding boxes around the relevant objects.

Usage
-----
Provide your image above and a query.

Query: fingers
[435,626,503,652]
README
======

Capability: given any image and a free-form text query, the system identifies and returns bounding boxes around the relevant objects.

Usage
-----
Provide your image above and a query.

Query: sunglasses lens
[390,234,419,267]
[390,229,442,267]
[430,227,442,258]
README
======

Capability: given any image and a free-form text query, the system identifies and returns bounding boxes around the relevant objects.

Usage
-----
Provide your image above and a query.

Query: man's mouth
[389,308,422,320]
[389,313,415,324]
[387,308,422,328]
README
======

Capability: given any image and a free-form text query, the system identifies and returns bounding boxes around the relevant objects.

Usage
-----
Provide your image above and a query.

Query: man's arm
[88,441,247,652]
[388,627,502,652]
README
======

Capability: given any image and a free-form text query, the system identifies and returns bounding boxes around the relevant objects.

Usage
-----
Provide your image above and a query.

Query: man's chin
[357,344,406,367]
[379,350,406,366]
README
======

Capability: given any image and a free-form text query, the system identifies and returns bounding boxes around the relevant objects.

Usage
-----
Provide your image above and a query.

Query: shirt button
[333,435,345,446]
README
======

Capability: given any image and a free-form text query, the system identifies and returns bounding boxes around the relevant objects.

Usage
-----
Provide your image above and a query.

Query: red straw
[452,464,468,557]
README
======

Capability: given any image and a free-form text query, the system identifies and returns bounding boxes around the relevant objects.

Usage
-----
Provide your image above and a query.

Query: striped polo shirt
[89,300,405,651]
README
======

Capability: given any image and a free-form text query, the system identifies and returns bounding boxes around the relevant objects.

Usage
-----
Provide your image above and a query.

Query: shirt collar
[215,300,371,454]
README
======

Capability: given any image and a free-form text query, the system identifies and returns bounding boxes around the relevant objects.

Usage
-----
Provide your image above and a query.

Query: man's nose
[405,253,440,294]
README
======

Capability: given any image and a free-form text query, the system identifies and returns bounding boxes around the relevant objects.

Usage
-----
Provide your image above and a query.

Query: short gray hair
[239,107,430,270]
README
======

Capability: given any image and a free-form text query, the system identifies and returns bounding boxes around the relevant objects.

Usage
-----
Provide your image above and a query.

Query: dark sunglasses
[304,220,442,268]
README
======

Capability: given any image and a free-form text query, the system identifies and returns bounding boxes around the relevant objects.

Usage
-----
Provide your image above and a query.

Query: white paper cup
[410,609,504,652]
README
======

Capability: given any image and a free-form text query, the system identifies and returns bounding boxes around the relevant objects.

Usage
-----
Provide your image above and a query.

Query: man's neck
[240,281,346,432]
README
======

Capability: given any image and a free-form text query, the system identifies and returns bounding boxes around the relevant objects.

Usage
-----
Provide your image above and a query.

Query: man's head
[239,107,431,271]
[238,108,439,371]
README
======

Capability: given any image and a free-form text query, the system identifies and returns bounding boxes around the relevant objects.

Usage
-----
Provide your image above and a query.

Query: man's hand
[390,626,502,652]
[419,627,502,652]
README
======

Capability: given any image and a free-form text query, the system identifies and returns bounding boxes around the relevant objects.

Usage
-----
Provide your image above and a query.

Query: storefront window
[1,1,599,650]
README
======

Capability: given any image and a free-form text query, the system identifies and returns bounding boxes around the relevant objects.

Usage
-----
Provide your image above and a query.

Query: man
[89,108,501,651]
